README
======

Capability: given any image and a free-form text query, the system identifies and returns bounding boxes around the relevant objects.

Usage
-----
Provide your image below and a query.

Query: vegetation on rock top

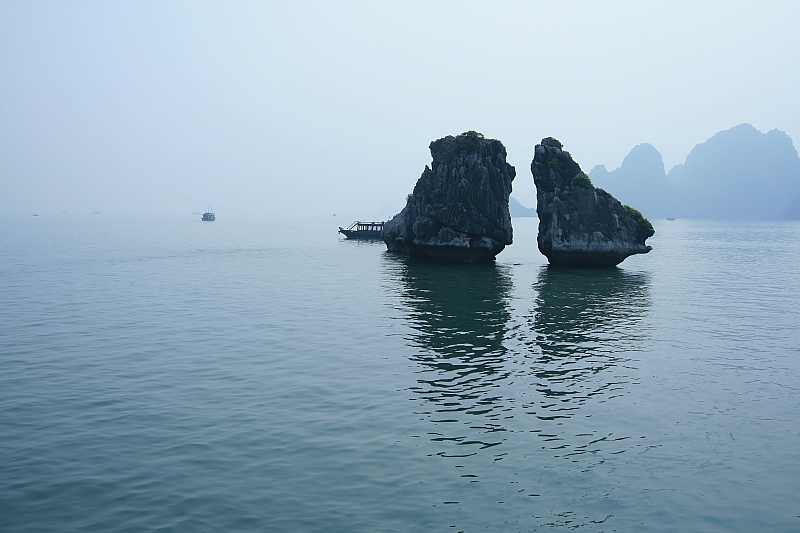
[623,205,654,233]
[572,172,594,189]
[435,130,490,160]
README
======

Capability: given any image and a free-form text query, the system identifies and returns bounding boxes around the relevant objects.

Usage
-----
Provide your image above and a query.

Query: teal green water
[1,215,799,531]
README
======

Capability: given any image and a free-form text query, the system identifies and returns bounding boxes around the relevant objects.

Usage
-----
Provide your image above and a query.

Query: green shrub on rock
[623,205,654,233]
[438,131,487,160]
[572,172,593,189]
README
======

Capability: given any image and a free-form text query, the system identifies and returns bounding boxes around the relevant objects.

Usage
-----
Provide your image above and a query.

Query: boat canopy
[346,221,384,232]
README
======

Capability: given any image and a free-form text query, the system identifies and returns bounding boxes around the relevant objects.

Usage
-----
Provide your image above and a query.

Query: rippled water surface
[2,215,799,531]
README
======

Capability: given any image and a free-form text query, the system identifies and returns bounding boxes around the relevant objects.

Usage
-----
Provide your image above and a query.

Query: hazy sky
[2,1,798,218]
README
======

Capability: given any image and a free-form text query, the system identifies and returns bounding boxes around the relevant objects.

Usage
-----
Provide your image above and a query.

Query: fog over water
[2,1,799,218]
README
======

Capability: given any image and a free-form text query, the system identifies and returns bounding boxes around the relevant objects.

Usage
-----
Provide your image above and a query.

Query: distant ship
[338,221,384,239]
[202,208,216,221]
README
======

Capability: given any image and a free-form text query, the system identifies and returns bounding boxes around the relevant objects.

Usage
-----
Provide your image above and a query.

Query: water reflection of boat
[338,221,384,239]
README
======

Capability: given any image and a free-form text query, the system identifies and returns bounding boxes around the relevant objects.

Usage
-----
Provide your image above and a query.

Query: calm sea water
[1,214,799,532]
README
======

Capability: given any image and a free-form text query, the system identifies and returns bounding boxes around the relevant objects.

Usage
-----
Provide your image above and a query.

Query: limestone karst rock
[532,137,654,266]
[383,131,515,263]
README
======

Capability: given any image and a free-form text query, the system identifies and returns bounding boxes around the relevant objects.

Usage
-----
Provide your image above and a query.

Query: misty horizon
[2,2,799,218]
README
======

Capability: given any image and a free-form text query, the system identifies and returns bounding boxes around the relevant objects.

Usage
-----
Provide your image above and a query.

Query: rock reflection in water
[385,256,656,525]
[387,256,513,456]
[386,257,652,460]
[529,266,650,390]
[516,265,652,460]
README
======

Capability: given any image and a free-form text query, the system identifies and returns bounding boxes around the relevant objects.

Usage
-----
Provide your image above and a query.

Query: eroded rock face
[383,131,515,263]
[532,137,654,266]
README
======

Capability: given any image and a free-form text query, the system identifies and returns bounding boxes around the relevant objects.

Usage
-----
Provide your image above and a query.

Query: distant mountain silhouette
[668,124,800,219]
[589,143,676,219]
[509,196,536,217]
[590,124,800,220]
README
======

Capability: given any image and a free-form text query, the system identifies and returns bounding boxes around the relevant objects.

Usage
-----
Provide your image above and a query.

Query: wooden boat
[338,221,384,239]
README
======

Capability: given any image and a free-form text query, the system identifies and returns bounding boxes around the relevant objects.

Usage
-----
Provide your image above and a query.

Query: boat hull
[338,229,382,239]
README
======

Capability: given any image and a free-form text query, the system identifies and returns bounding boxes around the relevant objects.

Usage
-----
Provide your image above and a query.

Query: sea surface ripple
[1,215,799,531]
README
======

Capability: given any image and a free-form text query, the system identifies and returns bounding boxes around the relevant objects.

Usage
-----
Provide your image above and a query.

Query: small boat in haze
[338,221,384,239]
[202,208,216,221]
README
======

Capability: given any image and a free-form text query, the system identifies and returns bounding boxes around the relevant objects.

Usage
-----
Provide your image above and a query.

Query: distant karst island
[589,123,800,220]
[509,197,537,217]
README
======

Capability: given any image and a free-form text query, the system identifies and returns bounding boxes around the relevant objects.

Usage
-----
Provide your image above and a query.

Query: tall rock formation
[383,131,515,263]
[532,137,654,267]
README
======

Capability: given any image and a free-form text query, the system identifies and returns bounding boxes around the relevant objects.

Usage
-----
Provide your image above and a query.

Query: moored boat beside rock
[338,221,384,239]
